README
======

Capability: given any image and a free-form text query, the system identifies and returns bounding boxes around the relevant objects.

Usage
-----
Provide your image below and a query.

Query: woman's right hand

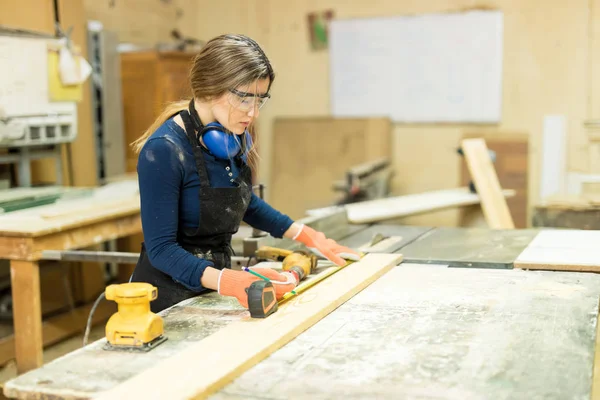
[217,267,297,308]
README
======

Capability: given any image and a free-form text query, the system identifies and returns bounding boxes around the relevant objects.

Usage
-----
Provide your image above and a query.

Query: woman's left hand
[292,224,361,266]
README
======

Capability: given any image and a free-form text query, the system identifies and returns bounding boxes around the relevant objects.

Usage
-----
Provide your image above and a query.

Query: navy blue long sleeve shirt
[137,117,294,291]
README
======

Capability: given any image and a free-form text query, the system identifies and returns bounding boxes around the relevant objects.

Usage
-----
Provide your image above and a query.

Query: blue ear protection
[201,122,252,160]
[188,100,252,160]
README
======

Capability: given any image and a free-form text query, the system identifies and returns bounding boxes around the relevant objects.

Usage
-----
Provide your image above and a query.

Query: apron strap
[179,106,211,187]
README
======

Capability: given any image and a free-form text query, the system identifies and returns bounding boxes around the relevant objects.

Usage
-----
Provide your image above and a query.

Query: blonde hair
[131,34,275,170]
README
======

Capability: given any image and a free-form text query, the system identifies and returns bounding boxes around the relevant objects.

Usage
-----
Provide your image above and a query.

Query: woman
[130,34,360,313]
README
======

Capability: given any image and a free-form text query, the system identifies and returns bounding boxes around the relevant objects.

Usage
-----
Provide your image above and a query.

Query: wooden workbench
[0,181,142,374]
[4,261,600,399]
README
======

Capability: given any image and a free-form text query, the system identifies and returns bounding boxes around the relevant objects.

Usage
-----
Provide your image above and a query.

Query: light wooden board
[461,138,515,229]
[213,264,600,400]
[93,253,402,400]
[306,187,515,224]
[515,229,600,272]
[0,180,140,237]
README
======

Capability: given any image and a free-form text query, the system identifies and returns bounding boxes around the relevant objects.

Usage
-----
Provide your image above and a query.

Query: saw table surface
[399,227,540,269]
[5,263,600,400]
[337,224,432,253]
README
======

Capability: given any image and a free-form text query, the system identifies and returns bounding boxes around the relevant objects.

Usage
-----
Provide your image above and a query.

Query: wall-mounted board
[329,10,504,123]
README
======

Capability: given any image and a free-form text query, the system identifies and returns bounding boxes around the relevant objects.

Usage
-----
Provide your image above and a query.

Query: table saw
[4,209,600,400]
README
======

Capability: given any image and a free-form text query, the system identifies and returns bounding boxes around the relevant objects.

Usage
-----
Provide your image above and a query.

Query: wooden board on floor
[306,187,515,224]
[400,227,539,269]
[212,264,600,399]
[4,254,402,399]
[461,138,515,229]
[514,229,600,271]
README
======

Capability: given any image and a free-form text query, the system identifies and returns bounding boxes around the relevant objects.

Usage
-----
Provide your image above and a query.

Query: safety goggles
[228,89,270,112]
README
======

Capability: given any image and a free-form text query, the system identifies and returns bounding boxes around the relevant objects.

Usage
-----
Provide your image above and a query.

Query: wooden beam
[95,253,403,400]
[461,138,515,229]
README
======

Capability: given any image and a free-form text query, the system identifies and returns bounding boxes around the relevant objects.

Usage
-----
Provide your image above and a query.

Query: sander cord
[83,291,106,347]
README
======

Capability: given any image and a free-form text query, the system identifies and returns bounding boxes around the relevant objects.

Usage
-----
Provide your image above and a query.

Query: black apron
[130,109,253,313]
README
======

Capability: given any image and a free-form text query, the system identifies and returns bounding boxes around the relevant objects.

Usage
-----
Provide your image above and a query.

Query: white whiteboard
[329,10,504,123]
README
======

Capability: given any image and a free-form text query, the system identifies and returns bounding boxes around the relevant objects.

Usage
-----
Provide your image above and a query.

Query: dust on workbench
[2,293,248,398]
[2,261,339,399]
[212,264,600,400]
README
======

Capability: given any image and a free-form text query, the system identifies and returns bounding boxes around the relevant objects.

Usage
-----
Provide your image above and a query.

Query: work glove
[293,224,361,266]
[218,267,297,308]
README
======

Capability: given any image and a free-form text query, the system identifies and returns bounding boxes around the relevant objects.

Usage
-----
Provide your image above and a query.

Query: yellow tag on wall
[48,50,83,102]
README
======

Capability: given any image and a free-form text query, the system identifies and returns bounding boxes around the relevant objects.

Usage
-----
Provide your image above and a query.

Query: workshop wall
[192,0,593,227]
[83,0,197,47]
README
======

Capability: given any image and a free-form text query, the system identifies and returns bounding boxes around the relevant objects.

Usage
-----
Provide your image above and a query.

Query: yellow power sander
[85,282,168,352]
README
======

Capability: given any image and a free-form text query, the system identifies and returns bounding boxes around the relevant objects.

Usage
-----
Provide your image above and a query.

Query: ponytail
[131,99,190,154]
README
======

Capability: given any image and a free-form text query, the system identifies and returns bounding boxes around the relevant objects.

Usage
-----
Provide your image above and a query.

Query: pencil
[242,267,271,281]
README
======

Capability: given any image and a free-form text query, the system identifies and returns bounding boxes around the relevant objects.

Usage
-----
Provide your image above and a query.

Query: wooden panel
[120,51,193,173]
[460,132,529,228]
[270,117,391,220]
[95,253,403,399]
[0,0,54,34]
[515,229,600,272]
[120,52,159,171]
[157,54,193,106]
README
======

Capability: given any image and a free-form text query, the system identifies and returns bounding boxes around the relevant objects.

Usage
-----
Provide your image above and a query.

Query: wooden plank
[94,253,403,400]
[460,132,529,228]
[0,181,140,237]
[0,300,116,367]
[515,229,600,272]
[461,138,515,229]
[306,187,515,224]
[0,197,140,237]
[10,260,42,374]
